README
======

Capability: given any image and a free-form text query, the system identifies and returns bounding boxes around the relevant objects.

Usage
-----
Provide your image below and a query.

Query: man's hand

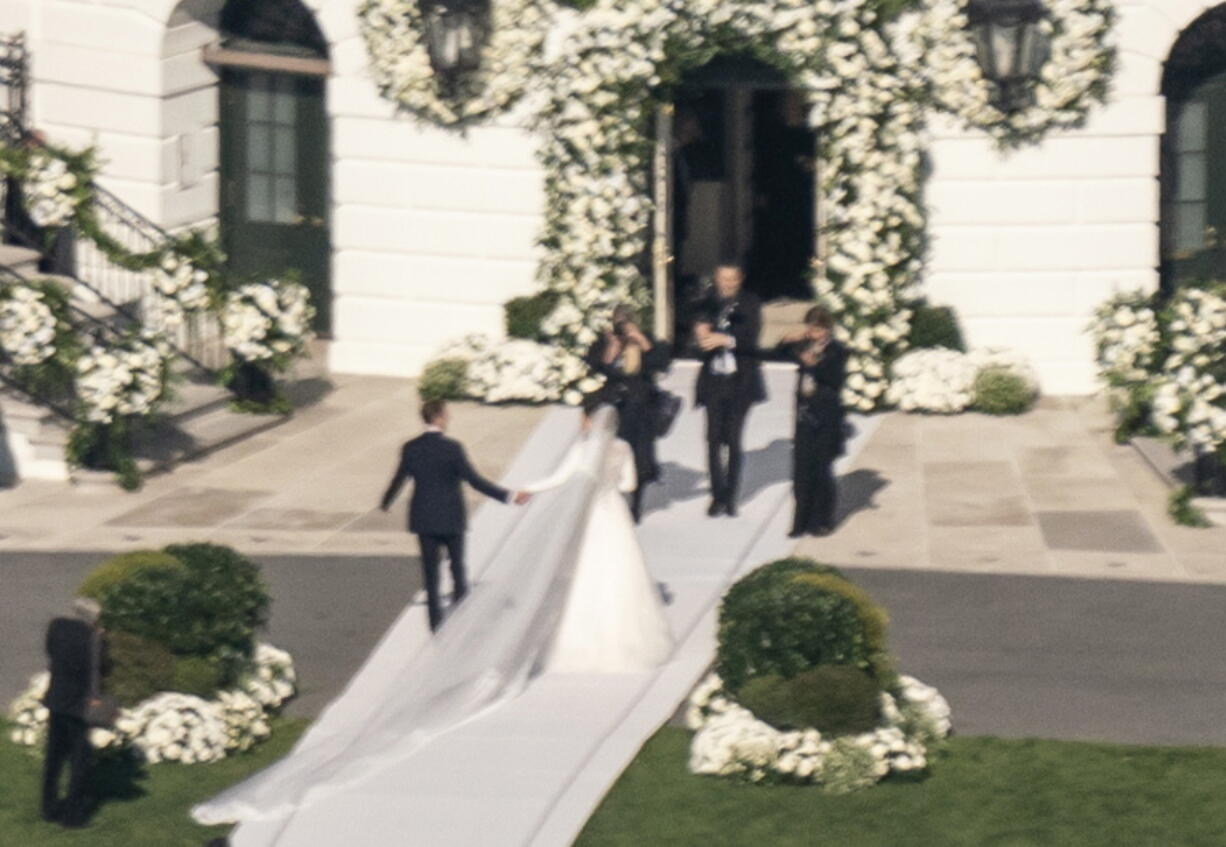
[513,491,532,505]
[698,332,733,351]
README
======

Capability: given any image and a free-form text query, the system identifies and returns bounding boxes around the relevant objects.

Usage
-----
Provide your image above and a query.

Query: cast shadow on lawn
[85,750,147,821]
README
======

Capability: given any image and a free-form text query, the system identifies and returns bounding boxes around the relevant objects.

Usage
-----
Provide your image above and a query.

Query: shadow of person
[736,438,793,504]
[833,468,890,525]
[642,461,707,515]
[83,747,147,822]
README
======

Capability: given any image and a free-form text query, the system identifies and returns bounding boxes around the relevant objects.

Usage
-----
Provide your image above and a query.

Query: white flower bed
[7,642,296,764]
[75,332,168,424]
[887,347,1037,413]
[0,284,59,366]
[911,0,1116,147]
[433,334,603,405]
[21,149,83,228]
[221,279,314,364]
[358,0,551,127]
[686,672,951,791]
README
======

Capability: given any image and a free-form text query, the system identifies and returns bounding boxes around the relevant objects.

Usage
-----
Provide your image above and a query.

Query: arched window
[1161,6,1226,291]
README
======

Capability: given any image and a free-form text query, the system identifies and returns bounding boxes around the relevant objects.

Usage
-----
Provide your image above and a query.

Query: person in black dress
[586,303,671,523]
[42,597,107,828]
[693,265,767,517]
[777,306,848,537]
[380,399,531,632]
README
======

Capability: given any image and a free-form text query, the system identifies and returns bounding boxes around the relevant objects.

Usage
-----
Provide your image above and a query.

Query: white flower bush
[686,672,950,791]
[358,0,552,127]
[146,254,211,331]
[887,346,1037,413]
[7,642,297,764]
[221,279,314,365]
[20,149,84,228]
[433,334,603,405]
[1148,285,1226,454]
[0,283,59,366]
[1088,291,1161,386]
[74,332,168,423]
[911,0,1116,148]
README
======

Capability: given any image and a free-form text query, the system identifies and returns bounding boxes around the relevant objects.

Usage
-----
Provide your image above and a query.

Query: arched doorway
[1160,5,1226,292]
[662,54,818,341]
[211,0,332,333]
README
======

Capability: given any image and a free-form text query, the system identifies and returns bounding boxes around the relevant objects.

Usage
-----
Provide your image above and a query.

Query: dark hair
[804,306,835,330]
[421,398,447,424]
[580,392,605,419]
[611,303,638,327]
[714,262,743,276]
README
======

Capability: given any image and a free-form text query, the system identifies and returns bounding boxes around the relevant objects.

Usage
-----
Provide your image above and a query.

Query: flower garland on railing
[685,672,951,791]
[908,0,1116,148]
[0,282,62,366]
[357,0,554,128]
[7,642,296,763]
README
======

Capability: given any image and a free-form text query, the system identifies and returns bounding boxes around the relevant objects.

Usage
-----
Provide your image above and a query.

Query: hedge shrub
[716,558,880,691]
[170,656,225,699]
[418,357,469,402]
[504,292,558,340]
[972,366,1036,415]
[79,550,186,601]
[907,303,966,352]
[104,631,176,707]
[737,666,883,735]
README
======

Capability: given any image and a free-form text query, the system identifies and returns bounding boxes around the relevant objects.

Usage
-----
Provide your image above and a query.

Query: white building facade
[0,0,1218,394]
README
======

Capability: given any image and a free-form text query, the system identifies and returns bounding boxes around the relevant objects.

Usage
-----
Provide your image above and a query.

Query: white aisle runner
[230,362,878,847]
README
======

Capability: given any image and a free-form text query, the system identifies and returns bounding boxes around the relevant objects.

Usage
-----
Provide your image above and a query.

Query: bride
[525,394,674,673]
[193,398,672,827]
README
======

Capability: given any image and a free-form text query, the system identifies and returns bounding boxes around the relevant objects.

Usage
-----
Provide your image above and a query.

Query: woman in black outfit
[586,304,671,523]
[777,306,848,537]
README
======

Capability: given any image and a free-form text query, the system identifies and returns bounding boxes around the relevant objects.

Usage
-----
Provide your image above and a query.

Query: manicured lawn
[577,728,1226,847]
[0,718,309,846]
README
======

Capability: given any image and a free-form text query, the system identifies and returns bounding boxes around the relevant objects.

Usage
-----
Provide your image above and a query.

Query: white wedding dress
[192,407,669,828]
[526,430,675,673]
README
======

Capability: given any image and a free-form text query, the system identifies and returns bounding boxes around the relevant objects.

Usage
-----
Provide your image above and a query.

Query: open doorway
[667,55,818,342]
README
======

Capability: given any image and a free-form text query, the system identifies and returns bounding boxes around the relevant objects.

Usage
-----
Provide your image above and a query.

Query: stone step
[132,403,285,475]
[0,243,41,276]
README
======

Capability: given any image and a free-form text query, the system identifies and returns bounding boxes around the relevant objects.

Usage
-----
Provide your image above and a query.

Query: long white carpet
[230,362,878,847]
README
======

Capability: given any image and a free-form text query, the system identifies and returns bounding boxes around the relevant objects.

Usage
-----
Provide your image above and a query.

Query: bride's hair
[581,392,606,420]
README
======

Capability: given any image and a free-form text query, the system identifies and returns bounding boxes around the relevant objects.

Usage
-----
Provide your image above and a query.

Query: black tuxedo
[42,617,104,825]
[693,291,767,511]
[381,430,510,631]
[778,337,848,534]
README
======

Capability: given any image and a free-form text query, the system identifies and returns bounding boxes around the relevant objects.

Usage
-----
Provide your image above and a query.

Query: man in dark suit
[42,597,106,828]
[693,264,767,517]
[380,399,530,632]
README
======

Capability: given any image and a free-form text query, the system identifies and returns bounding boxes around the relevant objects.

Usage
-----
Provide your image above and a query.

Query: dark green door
[1163,71,1226,289]
[220,68,331,334]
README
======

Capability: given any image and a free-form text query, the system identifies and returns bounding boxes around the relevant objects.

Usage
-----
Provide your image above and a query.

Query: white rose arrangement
[18,149,87,228]
[0,283,60,366]
[431,334,603,405]
[887,346,1037,413]
[1148,286,1226,454]
[1088,292,1161,386]
[7,642,297,764]
[146,254,211,332]
[686,672,951,791]
[358,0,552,127]
[74,332,168,424]
[221,279,314,366]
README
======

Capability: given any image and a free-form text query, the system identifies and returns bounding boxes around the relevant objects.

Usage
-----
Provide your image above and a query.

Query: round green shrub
[163,543,270,660]
[737,666,883,736]
[170,656,225,698]
[103,631,176,707]
[79,550,186,601]
[716,558,881,691]
[418,357,469,402]
[972,366,1036,415]
[907,303,966,352]
[98,565,194,653]
[504,291,558,340]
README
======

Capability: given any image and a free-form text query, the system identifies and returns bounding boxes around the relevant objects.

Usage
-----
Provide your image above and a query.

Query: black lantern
[417,0,489,90]
[966,0,1050,111]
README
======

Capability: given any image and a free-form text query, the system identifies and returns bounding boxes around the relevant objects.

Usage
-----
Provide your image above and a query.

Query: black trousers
[705,386,750,508]
[417,533,467,633]
[628,485,645,524]
[42,712,91,824]
[792,422,838,534]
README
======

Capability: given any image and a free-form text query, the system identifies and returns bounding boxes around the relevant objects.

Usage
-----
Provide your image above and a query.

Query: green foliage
[971,366,1036,416]
[103,631,176,707]
[792,572,894,683]
[419,357,470,402]
[736,666,883,736]
[504,291,559,340]
[1168,485,1212,528]
[79,550,185,601]
[716,558,885,691]
[221,359,289,415]
[819,737,881,795]
[906,302,965,352]
[66,419,143,490]
[169,656,224,699]
[1108,381,1157,444]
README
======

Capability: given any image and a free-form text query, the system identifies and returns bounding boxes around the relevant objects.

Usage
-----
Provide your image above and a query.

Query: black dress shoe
[707,500,725,517]
[725,502,738,517]
[811,525,833,537]
[787,529,804,539]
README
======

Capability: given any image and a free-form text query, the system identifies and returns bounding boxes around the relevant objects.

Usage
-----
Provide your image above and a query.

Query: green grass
[0,717,309,846]
[576,728,1226,847]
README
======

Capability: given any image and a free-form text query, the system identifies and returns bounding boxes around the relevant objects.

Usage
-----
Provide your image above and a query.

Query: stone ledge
[1131,436,1226,527]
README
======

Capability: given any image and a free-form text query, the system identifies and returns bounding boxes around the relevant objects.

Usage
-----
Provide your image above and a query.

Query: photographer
[776,306,847,537]
[585,304,671,522]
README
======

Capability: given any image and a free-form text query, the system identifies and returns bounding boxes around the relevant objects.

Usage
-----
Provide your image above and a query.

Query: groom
[380,399,530,633]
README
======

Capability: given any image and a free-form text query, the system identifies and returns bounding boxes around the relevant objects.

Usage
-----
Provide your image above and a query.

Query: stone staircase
[0,242,319,487]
